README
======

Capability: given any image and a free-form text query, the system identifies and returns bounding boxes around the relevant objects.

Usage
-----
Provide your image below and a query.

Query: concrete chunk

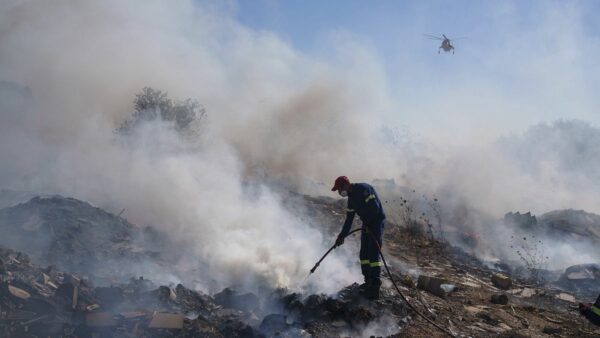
[417,275,448,298]
[491,273,512,290]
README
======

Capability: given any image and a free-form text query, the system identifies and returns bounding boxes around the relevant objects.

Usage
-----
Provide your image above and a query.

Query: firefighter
[579,294,600,326]
[331,176,386,300]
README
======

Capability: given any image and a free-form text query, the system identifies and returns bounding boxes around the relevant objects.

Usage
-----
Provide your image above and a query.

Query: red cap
[331,176,350,191]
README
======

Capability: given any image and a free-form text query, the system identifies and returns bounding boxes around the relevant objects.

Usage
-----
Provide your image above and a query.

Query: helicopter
[424,34,464,54]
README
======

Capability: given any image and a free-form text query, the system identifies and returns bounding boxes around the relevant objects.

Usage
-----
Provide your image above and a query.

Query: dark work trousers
[584,294,600,326]
[359,220,384,285]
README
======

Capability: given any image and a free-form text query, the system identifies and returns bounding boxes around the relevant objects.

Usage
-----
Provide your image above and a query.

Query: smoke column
[1,1,600,289]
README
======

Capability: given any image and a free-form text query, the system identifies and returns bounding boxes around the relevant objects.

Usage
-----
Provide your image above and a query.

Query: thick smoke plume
[1,0,599,294]
[0,0,397,293]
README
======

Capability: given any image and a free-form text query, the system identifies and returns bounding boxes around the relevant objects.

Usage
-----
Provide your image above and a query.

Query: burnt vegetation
[116,87,206,136]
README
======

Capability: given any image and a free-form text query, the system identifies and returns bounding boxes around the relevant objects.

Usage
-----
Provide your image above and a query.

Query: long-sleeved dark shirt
[339,183,386,238]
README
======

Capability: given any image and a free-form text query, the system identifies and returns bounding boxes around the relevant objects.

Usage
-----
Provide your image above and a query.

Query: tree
[117,87,205,135]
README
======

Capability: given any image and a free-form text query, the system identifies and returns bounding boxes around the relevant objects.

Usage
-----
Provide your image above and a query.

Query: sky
[234,0,600,144]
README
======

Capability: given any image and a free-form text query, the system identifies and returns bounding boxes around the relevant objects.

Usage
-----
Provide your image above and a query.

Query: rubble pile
[0,196,170,282]
[504,209,600,257]
[539,209,600,241]
[1,191,600,337]
[555,264,600,299]
[0,245,414,337]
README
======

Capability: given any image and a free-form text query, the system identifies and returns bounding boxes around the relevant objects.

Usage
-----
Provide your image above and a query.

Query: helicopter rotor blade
[423,34,443,40]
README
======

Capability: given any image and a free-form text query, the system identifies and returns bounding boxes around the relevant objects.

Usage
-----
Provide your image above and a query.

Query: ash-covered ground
[1,191,599,337]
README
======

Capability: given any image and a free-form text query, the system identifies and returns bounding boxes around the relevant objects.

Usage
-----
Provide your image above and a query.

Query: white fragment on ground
[555,293,576,303]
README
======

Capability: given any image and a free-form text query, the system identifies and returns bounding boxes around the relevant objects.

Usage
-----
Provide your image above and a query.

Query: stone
[417,275,448,298]
[491,294,509,305]
[491,273,512,290]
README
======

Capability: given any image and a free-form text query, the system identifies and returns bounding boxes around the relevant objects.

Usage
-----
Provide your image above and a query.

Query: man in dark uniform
[331,176,386,300]
[579,294,600,326]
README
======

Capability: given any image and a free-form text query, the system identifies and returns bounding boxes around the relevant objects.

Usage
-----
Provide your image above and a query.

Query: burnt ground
[298,195,600,337]
[1,193,600,337]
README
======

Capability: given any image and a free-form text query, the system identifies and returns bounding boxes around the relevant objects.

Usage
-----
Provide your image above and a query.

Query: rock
[417,275,448,298]
[491,294,509,305]
[492,273,512,290]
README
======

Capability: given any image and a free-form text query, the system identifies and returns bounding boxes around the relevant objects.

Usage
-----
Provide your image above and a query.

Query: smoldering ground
[1,0,600,297]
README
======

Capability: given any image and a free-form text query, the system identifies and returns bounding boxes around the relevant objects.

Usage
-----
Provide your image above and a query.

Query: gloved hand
[335,234,344,247]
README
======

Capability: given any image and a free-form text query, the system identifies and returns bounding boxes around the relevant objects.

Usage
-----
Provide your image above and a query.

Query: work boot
[366,279,381,300]
[359,278,371,294]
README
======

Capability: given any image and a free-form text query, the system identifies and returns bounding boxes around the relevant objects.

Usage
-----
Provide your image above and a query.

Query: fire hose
[308,228,457,338]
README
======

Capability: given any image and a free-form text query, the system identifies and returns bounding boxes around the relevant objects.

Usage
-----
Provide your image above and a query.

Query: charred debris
[0,194,600,337]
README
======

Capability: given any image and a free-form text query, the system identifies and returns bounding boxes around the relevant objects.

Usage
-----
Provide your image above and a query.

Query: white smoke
[1,0,600,293]
[0,0,395,293]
